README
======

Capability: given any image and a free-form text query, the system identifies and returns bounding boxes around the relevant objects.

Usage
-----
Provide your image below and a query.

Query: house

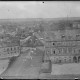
[21,32,45,52]
[0,46,20,59]
[44,29,80,64]
[0,36,20,59]
[45,45,80,64]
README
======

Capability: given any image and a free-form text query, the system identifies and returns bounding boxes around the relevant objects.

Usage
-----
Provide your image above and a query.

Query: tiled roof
[29,48,44,57]
[21,34,44,47]
[2,40,20,47]
[0,36,20,47]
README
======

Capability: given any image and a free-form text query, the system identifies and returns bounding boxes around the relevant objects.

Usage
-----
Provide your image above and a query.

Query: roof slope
[21,34,44,47]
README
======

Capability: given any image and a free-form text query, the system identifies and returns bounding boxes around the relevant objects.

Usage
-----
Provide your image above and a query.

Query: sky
[0,1,80,19]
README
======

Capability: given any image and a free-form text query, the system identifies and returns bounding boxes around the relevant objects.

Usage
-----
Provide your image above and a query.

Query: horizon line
[0,17,80,20]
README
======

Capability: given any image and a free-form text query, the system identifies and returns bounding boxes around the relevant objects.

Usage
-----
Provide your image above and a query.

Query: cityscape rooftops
[21,33,44,47]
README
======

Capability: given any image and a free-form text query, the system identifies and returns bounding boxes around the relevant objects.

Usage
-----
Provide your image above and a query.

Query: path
[0,48,43,79]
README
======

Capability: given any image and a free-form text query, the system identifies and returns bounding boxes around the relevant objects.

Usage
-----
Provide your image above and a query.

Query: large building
[20,32,45,52]
[44,28,80,64]
[0,36,20,59]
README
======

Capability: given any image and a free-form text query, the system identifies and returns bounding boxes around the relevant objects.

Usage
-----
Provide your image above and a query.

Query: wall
[0,46,20,59]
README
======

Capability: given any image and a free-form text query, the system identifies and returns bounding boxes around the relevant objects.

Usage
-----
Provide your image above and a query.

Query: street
[51,63,80,75]
[0,48,43,79]
[0,59,9,75]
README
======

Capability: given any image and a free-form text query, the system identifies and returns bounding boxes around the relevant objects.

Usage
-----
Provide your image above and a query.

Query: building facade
[0,46,20,59]
[21,33,45,52]
[44,29,80,64]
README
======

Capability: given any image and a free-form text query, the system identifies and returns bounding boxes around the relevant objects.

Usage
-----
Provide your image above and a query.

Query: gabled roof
[20,36,31,45]
[21,33,44,47]
[30,48,44,56]
[34,32,45,44]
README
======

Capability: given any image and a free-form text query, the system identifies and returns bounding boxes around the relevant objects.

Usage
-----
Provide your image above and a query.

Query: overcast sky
[0,1,80,19]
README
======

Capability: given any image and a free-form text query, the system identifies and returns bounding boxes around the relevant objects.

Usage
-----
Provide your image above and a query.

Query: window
[11,47,12,51]
[4,48,6,52]
[14,47,16,53]
[78,24,80,28]
[7,48,9,54]
[53,50,55,54]
[73,23,77,28]
[14,47,16,50]
[53,43,55,45]
[46,49,51,56]
[68,47,72,53]
[61,35,65,38]
[58,48,62,54]
[7,48,9,52]
[64,58,66,62]
[78,56,80,62]
[47,50,50,54]
[76,34,80,40]
[73,56,77,63]
[69,58,71,62]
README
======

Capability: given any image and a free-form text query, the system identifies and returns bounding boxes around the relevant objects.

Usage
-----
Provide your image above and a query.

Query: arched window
[73,56,77,63]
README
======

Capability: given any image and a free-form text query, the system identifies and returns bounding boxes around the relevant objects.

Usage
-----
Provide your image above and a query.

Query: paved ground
[39,73,80,79]
[0,59,9,75]
[39,63,80,79]
[1,48,80,79]
[51,63,80,75]
[0,48,43,79]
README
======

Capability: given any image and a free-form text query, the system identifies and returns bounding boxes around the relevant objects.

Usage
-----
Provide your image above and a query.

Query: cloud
[0,1,80,18]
